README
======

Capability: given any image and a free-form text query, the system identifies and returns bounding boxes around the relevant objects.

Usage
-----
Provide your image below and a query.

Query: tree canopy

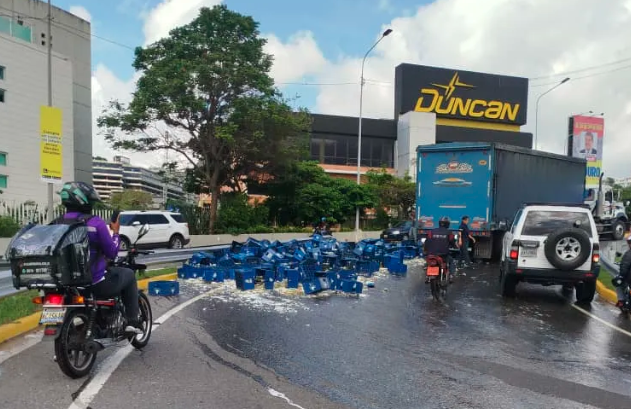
[366,169,416,220]
[98,5,310,233]
[110,190,154,210]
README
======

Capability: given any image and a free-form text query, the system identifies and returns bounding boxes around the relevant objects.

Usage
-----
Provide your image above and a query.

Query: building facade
[93,156,195,206]
[0,0,92,205]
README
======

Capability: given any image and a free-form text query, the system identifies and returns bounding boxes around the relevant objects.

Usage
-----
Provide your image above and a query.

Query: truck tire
[612,219,626,241]
[575,280,596,305]
[500,268,517,298]
[543,228,591,271]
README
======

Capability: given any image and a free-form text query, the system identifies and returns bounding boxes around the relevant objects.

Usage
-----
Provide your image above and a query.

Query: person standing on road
[458,216,475,268]
[614,236,631,309]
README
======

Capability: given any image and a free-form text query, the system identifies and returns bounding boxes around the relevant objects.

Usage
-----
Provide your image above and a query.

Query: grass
[0,290,42,326]
[0,268,177,328]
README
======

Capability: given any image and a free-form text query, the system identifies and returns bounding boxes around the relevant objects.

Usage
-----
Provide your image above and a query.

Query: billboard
[568,115,604,187]
[40,106,63,184]
[394,64,529,126]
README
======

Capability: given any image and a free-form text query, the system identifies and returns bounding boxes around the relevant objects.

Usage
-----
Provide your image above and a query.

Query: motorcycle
[612,274,631,314]
[31,224,154,379]
[425,255,450,301]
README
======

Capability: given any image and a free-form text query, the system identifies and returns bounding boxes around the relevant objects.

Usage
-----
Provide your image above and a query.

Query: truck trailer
[415,142,587,260]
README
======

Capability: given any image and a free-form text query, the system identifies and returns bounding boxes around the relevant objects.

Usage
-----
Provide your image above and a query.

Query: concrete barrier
[0,232,383,258]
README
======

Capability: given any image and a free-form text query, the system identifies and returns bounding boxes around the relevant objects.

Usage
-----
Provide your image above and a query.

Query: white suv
[499,204,600,304]
[117,211,190,250]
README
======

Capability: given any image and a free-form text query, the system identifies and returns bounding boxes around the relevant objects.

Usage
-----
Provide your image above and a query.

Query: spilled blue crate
[203,267,224,283]
[148,280,179,296]
[388,261,408,275]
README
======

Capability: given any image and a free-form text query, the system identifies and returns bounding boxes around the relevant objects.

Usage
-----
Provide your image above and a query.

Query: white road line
[68,290,215,409]
[0,331,43,365]
[268,388,308,409]
[572,304,631,338]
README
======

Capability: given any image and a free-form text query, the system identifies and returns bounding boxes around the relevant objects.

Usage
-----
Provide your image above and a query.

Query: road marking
[268,388,307,409]
[68,290,215,409]
[572,304,631,338]
[0,331,43,365]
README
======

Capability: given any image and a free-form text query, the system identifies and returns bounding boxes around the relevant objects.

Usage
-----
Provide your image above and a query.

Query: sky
[52,0,631,178]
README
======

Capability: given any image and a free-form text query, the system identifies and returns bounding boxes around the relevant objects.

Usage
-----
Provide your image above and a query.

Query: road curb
[0,272,179,345]
[596,280,617,305]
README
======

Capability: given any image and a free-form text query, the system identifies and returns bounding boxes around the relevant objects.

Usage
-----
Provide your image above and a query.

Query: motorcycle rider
[423,216,457,283]
[58,182,142,334]
[614,235,631,309]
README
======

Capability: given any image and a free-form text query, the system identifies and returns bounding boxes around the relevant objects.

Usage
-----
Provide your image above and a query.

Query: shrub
[0,216,20,238]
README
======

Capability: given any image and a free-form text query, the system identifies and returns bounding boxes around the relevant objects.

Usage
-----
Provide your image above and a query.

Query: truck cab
[584,182,629,240]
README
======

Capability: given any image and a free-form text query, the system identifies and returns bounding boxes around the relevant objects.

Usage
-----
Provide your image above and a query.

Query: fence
[0,201,113,226]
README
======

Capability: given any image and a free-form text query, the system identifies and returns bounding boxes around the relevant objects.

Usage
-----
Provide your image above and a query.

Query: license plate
[427,266,440,276]
[520,248,537,258]
[40,308,67,325]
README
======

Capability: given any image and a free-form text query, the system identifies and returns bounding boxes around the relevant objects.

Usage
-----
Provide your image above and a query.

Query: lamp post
[355,28,392,238]
[534,77,570,150]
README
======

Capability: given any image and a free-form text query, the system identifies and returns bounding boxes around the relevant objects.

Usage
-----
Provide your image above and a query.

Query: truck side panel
[416,147,492,233]
[493,148,587,223]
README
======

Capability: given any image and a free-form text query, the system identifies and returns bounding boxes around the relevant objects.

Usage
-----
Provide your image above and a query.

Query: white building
[615,177,631,188]
[0,0,92,205]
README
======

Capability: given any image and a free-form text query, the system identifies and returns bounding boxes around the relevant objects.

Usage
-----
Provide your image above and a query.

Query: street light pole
[533,77,570,150]
[46,0,54,223]
[355,28,392,239]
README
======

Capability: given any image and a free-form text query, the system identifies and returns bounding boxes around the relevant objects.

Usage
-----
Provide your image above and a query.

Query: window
[0,175,7,189]
[521,210,592,237]
[0,152,6,166]
[0,66,4,80]
[148,214,169,225]
[170,213,186,223]
[0,89,4,103]
[119,214,136,226]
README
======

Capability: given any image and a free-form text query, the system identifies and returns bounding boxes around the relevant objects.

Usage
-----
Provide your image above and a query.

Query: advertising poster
[40,106,63,184]
[571,115,604,187]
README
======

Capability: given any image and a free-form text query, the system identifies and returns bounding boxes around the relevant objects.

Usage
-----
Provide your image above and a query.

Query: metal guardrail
[601,255,620,277]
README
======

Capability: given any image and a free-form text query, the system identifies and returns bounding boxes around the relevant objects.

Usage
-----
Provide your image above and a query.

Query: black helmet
[439,216,450,228]
[59,181,101,211]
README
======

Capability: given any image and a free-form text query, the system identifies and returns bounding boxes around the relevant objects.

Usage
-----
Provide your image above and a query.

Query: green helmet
[59,181,102,209]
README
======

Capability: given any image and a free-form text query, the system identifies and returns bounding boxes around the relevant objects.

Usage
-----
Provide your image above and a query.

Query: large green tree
[366,169,416,220]
[98,5,310,233]
[110,190,154,210]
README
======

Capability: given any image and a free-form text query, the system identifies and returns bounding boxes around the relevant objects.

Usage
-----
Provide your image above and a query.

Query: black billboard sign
[394,64,529,126]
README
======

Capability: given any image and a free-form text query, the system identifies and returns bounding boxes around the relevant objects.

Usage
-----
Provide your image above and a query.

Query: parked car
[380,220,416,242]
[116,211,191,251]
[499,203,600,304]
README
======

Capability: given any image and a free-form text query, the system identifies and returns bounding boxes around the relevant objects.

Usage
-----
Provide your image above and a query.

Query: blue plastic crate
[264,270,275,290]
[340,280,363,294]
[286,268,300,288]
[302,278,325,294]
[235,270,255,291]
[148,280,179,296]
[388,261,408,275]
[177,265,203,279]
[203,267,225,283]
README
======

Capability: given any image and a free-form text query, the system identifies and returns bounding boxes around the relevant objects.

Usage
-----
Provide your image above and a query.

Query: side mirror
[136,224,150,243]
[132,221,141,227]
[498,220,508,230]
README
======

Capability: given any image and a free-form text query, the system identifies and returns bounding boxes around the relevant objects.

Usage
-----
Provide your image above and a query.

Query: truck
[415,142,587,260]
[587,175,630,241]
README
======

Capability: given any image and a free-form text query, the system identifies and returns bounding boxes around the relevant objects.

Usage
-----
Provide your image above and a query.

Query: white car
[117,211,190,251]
[499,203,600,304]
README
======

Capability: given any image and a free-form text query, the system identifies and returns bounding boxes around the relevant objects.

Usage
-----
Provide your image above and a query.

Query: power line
[529,55,631,81]
[530,61,631,88]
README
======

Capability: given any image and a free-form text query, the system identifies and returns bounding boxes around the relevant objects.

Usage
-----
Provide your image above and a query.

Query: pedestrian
[458,216,475,268]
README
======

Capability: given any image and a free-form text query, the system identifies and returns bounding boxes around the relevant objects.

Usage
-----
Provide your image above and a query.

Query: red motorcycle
[425,255,449,301]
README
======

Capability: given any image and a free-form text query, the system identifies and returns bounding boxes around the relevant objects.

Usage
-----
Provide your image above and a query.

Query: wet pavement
[1,257,631,409]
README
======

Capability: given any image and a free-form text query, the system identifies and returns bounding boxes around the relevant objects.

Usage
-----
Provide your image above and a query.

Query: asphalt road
[2,258,631,409]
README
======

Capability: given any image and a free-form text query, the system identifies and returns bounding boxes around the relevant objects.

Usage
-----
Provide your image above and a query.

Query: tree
[98,5,310,233]
[264,161,377,226]
[366,169,416,220]
[605,177,616,186]
[110,190,154,210]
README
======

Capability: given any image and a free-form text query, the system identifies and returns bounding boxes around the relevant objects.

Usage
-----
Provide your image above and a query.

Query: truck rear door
[417,148,493,233]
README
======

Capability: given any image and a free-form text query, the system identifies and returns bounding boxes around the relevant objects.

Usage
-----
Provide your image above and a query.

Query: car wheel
[169,234,184,249]
[575,280,596,305]
[543,228,591,271]
[500,267,517,298]
[612,219,626,241]
[119,236,131,252]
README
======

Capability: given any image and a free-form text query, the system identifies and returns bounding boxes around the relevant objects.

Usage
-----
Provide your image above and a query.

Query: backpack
[8,214,95,290]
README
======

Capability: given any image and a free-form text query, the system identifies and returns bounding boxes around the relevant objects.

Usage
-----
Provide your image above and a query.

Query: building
[92,156,195,206]
[615,177,631,188]
[309,64,531,182]
[0,0,92,205]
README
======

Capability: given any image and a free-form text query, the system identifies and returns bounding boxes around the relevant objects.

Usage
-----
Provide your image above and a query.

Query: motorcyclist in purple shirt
[59,181,142,334]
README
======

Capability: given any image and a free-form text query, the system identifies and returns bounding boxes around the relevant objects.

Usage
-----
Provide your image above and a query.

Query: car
[116,211,191,251]
[380,220,416,242]
[499,203,600,304]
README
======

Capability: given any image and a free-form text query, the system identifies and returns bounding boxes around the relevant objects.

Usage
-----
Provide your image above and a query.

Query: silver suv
[499,203,600,304]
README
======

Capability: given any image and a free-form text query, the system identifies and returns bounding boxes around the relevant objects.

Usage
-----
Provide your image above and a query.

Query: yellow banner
[40,106,63,183]
[585,159,602,188]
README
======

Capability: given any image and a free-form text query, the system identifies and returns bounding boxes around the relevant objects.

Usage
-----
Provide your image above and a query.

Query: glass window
[12,23,32,43]
[0,89,5,103]
[119,214,136,226]
[521,210,593,237]
[0,66,4,80]
[0,152,6,166]
[170,213,186,223]
[0,175,7,189]
[148,214,169,225]
[0,16,10,36]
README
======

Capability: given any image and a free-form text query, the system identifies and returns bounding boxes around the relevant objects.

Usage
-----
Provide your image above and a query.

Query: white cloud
[263,31,327,83]
[69,5,92,22]
[268,0,631,178]
[142,0,223,45]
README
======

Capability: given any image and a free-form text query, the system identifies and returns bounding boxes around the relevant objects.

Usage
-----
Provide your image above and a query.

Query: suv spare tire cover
[543,228,591,271]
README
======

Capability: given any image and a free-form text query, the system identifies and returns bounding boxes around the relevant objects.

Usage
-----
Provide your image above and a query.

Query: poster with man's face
[570,115,604,187]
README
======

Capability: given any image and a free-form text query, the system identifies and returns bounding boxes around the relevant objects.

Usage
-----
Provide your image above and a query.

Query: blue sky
[53,0,431,110]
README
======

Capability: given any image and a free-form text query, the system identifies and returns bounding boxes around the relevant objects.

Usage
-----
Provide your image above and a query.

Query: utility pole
[46,0,54,223]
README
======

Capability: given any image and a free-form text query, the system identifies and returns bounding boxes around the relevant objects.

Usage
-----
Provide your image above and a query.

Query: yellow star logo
[431,73,475,99]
